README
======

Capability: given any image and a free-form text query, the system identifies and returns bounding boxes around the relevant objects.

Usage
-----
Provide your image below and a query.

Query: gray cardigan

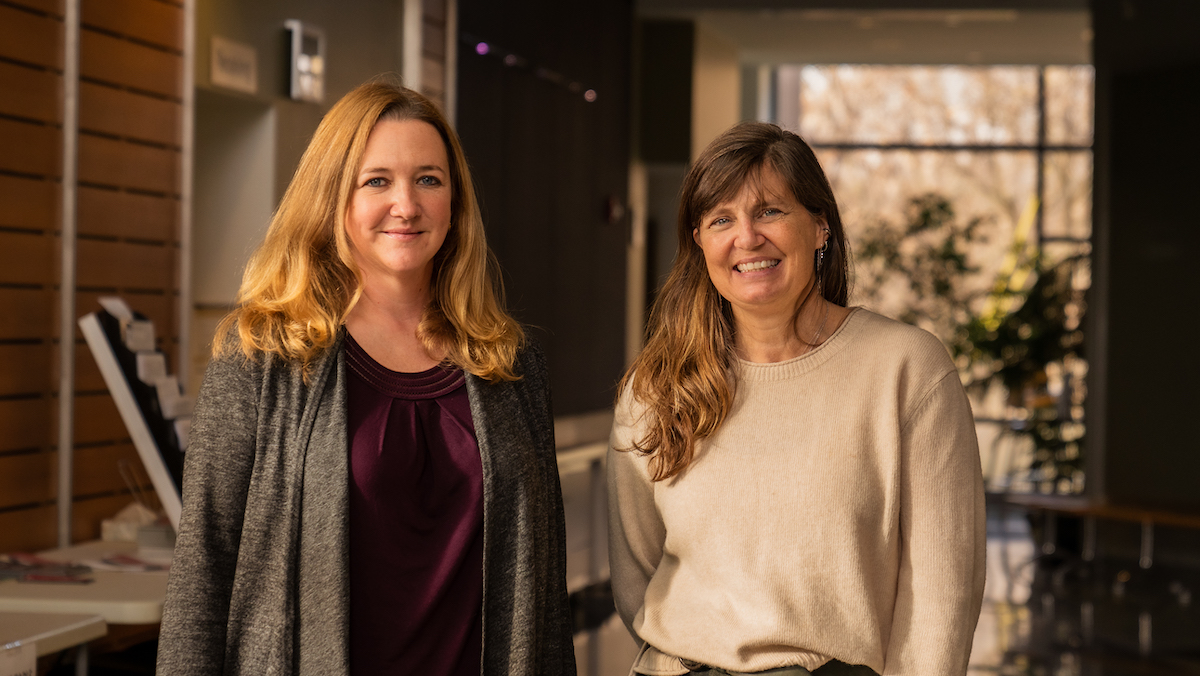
[156,332,576,675]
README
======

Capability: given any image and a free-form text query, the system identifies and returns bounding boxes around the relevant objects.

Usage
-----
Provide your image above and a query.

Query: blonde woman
[157,81,575,676]
[608,122,985,676]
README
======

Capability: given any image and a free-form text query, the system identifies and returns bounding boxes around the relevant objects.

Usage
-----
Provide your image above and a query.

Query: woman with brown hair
[608,122,985,676]
[157,80,575,675]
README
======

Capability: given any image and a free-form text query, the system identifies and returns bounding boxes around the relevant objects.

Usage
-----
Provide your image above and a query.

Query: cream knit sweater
[608,308,985,676]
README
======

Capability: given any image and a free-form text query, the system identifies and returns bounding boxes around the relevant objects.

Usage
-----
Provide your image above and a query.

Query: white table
[0,611,106,676]
[0,540,168,674]
[0,541,168,625]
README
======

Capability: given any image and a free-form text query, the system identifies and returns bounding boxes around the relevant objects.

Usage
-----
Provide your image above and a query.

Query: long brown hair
[621,122,850,480]
[217,77,525,380]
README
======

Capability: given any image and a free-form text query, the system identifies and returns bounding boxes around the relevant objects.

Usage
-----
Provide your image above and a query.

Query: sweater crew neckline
[735,307,863,382]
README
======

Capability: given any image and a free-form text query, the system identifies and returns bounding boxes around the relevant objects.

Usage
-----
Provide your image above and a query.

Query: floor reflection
[969,509,1200,676]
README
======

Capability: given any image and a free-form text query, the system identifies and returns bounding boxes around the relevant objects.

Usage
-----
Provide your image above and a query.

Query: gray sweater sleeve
[157,350,261,676]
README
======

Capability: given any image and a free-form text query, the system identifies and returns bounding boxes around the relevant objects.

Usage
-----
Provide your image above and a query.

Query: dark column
[1088,0,1200,510]
[455,0,633,415]
[637,20,693,164]
[636,20,694,303]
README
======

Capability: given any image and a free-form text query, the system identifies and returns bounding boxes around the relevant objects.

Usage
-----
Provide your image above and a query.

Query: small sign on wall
[285,20,325,103]
[211,35,258,95]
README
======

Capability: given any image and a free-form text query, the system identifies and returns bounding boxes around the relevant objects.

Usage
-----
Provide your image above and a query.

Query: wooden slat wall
[0,3,63,70]
[0,0,184,553]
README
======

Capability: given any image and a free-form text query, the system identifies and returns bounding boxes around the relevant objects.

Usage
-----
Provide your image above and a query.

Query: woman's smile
[734,258,780,273]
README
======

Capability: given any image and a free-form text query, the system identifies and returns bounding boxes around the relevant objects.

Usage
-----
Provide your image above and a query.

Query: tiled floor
[969,511,1200,676]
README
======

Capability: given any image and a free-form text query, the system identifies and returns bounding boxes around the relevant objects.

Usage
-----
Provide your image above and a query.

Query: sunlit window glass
[1045,66,1094,146]
[1042,151,1093,241]
[798,65,1040,145]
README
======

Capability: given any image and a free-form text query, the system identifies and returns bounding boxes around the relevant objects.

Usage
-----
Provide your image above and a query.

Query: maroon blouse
[344,334,483,676]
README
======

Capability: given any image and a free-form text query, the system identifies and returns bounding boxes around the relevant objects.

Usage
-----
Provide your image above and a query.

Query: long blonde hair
[621,122,850,480]
[217,77,525,380]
